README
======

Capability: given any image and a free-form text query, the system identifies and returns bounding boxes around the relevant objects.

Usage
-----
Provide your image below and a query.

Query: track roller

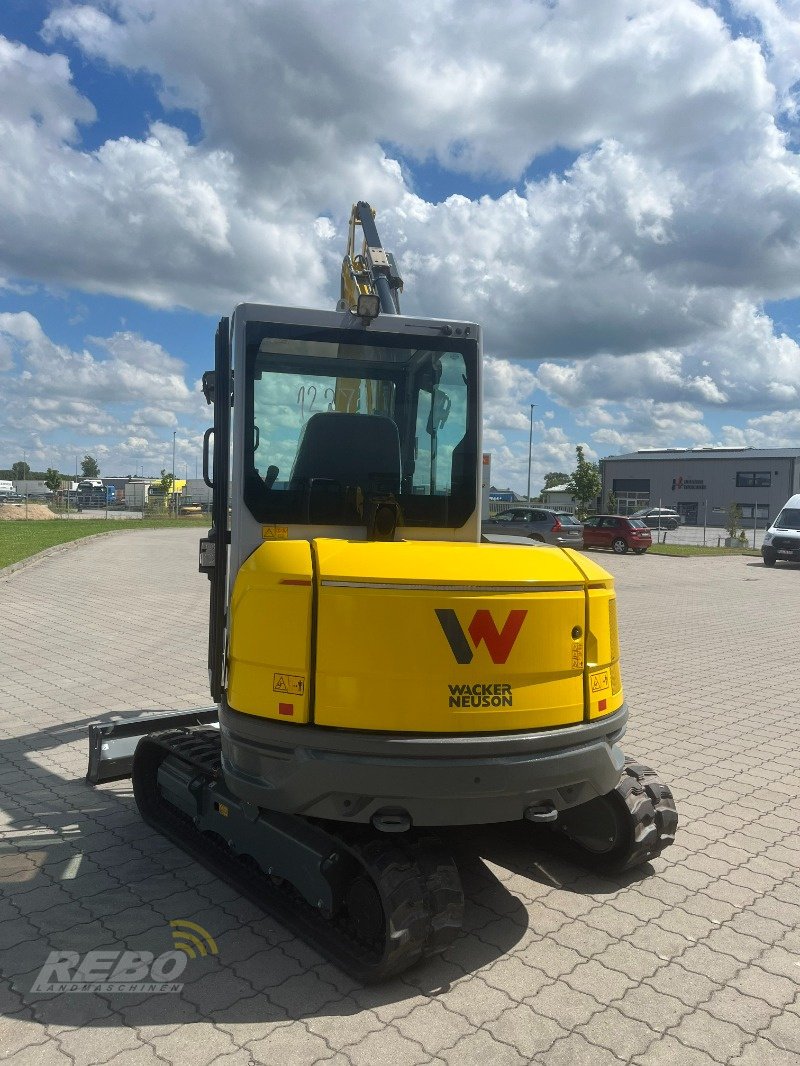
[131,727,463,982]
[543,758,678,873]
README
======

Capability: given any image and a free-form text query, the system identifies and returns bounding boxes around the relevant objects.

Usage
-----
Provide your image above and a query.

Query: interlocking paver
[484,1002,568,1059]
[393,998,473,1055]
[1,533,798,1064]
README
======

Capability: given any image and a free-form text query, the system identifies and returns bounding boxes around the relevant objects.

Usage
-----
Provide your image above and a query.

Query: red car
[582,515,652,554]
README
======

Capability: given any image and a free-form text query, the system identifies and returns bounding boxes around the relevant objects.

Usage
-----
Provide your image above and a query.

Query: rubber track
[533,756,678,874]
[613,757,678,870]
[132,727,462,982]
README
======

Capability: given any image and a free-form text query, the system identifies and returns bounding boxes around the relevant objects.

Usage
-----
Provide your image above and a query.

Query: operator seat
[289,412,401,523]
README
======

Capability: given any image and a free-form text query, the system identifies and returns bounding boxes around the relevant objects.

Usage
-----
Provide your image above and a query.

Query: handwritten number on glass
[297,384,336,420]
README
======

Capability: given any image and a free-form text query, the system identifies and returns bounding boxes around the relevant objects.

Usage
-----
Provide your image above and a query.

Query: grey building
[599,447,800,527]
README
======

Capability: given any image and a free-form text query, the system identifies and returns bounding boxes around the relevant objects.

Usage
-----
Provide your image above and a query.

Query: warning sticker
[263,525,289,540]
[590,670,610,693]
[273,673,305,696]
[571,647,584,670]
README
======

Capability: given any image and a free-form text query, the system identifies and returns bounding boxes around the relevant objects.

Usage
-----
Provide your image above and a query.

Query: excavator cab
[88,204,677,983]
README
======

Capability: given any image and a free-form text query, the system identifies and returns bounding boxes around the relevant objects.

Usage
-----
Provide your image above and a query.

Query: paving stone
[563,958,637,1002]
[393,999,473,1056]
[525,981,600,1027]
[596,941,665,981]
[728,964,799,1009]
[615,984,689,1031]
[97,1047,177,1066]
[0,1017,51,1058]
[56,1024,144,1066]
[668,1009,751,1061]
[729,1038,800,1066]
[344,1023,434,1066]
[150,1022,242,1064]
[481,956,550,1001]
[540,1030,627,1065]
[181,968,264,1016]
[437,975,514,1027]
[7,1043,75,1066]
[266,971,345,1017]
[3,532,800,1066]
[576,1004,658,1061]
[484,1002,568,1060]
[246,1021,334,1065]
[444,1027,527,1064]
[741,944,798,981]
[758,1011,800,1055]
[702,987,780,1035]
[636,1033,726,1066]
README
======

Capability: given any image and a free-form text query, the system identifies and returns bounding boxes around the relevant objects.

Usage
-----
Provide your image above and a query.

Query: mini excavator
[88,203,677,981]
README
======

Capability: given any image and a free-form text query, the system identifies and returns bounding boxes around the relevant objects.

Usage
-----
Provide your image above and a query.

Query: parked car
[583,515,652,554]
[482,507,584,548]
[630,507,680,530]
[0,492,25,505]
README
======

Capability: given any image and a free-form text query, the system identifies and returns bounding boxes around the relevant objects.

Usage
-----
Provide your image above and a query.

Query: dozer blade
[86,707,218,784]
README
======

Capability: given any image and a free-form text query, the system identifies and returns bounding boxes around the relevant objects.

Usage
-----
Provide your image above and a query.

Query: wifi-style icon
[169,919,219,959]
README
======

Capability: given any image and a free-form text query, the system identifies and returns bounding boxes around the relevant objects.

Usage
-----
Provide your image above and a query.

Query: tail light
[550,519,562,532]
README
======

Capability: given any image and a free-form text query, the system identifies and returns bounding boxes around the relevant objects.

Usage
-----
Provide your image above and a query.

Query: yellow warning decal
[262,525,289,540]
[590,670,610,693]
[571,646,584,670]
[273,673,305,696]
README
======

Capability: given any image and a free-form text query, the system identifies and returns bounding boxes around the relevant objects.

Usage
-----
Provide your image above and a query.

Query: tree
[606,490,618,514]
[81,454,100,478]
[156,469,175,516]
[542,471,570,490]
[725,503,747,545]
[566,446,602,519]
[11,460,30,480]
[44,468,62,493]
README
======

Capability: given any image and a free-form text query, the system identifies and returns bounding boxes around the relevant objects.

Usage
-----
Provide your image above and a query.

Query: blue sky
[2,0,800,489]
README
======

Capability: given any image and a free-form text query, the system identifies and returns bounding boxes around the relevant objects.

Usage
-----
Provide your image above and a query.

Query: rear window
[556,514,581,526]
[627,519,648,528]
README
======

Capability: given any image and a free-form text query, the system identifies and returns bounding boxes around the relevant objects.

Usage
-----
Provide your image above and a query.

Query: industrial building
[599,447,800,527]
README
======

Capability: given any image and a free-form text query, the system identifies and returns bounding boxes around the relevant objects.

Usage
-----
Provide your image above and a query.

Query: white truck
[761,493,800,567]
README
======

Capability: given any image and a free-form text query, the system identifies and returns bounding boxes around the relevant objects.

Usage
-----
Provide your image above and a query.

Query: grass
[649,543,761,557]
[0,517,208,569]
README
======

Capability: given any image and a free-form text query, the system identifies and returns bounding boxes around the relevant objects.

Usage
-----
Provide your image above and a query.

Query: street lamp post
[526,404,536,504]
[172,430,177,519]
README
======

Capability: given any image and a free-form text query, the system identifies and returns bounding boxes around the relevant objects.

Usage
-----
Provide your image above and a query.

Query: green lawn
[648,543,761,557]
[0,517,208,569]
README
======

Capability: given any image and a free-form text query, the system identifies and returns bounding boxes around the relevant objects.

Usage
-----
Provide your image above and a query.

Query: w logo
[436,609,527,665]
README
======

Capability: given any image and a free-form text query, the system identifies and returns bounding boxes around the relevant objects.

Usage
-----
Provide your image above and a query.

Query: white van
[761,493,800,566]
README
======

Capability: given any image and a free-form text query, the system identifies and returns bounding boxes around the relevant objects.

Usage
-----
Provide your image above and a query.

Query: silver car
[630,507,681,530]
[482,507,584,548]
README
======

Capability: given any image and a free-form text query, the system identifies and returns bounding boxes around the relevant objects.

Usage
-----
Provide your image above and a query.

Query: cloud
[0,312,201,470]
[733,0,800,116]
[1,1,800,472]
[14,0,795,357]
[536,301,800,412]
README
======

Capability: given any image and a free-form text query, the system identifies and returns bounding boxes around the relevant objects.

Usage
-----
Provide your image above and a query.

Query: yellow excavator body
[227,539,623,731]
